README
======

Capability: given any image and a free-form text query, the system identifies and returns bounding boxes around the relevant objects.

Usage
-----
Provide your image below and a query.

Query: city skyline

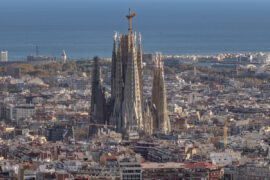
[0,2,270,179]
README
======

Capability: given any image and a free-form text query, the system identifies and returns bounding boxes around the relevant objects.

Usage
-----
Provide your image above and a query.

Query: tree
[43,62,62,73]
[62,62,77,72]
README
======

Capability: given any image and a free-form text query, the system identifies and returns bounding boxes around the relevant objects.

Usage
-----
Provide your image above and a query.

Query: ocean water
[0,0,270,60]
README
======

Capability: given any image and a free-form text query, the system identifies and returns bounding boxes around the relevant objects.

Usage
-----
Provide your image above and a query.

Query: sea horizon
[0,0,270,60]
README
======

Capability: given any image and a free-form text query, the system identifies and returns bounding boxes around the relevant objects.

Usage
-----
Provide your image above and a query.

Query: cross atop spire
[126,8,136,33]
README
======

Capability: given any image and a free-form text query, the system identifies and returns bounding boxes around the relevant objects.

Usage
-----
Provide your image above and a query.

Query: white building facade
[0,51,8,62]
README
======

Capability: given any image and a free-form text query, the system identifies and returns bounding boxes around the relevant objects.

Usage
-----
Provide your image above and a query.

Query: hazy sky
[1,0,269,59]
[1,0,269,9]
[1,0,269,3]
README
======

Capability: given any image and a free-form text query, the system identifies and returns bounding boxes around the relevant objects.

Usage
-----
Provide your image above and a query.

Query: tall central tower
[111,9,143,135]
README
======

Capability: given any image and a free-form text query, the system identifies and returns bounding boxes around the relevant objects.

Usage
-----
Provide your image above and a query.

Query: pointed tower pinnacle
[111,32,118,100]
[152,52,171,134]
[126,8,136,33]
[90,56,106,125]
[61,50,67,63]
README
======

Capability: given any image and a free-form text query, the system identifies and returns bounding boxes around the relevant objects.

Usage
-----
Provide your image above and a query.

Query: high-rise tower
[110,9,143,134]
[111,32,118,101]
[152,53,171,133]
[122,33,143,132]
[110,9,171,137]
[111,33,124,130]
[90,56,108,136]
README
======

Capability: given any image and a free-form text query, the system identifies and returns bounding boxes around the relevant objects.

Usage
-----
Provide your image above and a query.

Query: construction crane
[126,8,136,33]
[224,119,228,149]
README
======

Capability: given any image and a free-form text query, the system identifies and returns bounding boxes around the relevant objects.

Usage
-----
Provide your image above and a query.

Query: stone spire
[90,56,108,136]
[152,52,171,134]
[122,33,143,132]
[111,36,124,130]
[143,99,156,135]
[110,9,146,136]
[137,33,143,110]
[111,32,118,100]
[61,50,67,64]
